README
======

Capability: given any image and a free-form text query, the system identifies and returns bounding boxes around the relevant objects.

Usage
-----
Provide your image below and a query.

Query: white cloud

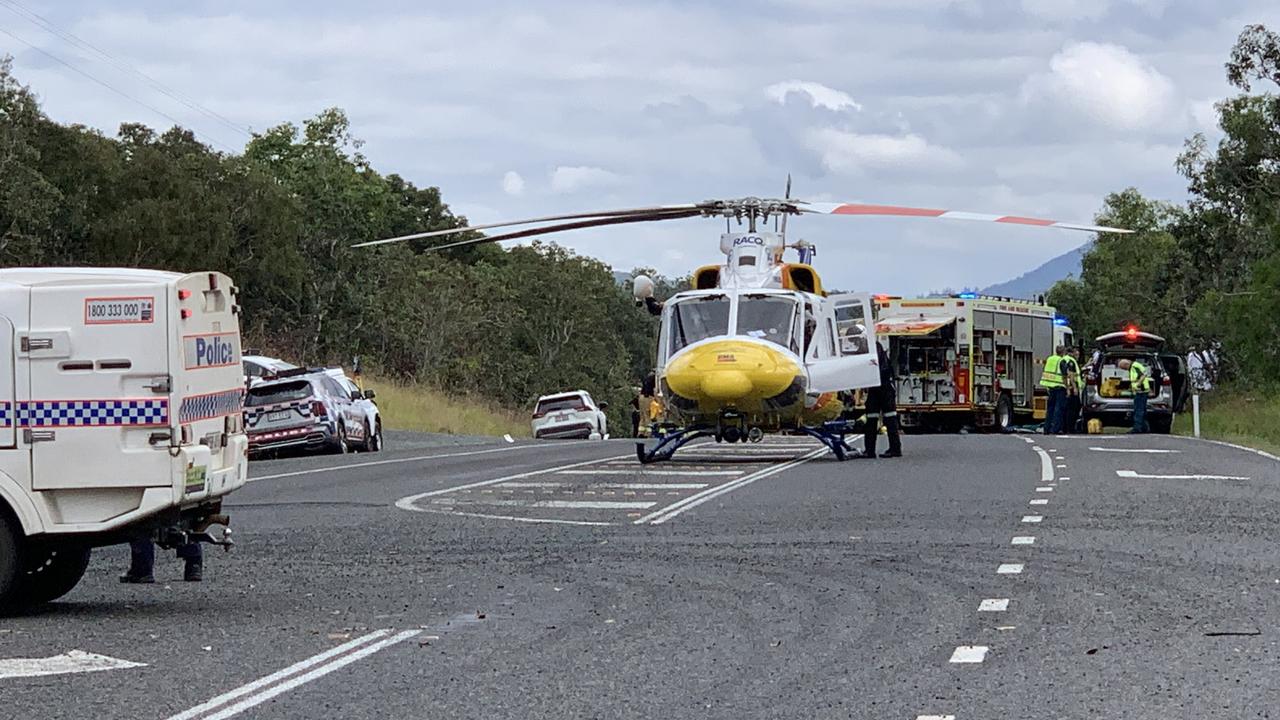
[765,80,862,112]
[549,165,623,193]
[1189,99,1219,132]
[807,128,964,174]
[1021,42,1177,131]
[501,170,525,196]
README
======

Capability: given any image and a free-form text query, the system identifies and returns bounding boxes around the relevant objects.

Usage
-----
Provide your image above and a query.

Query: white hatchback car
[532,391,609,440]
[324,368,384,452]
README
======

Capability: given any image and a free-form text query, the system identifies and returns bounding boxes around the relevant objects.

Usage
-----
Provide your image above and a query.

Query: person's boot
[119,571,155,584]
[855,422,879,458]
[184,561,203,582]
[880,416,903,458]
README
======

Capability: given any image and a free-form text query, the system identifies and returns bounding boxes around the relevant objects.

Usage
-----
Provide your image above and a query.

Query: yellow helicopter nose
[665,339,802,408]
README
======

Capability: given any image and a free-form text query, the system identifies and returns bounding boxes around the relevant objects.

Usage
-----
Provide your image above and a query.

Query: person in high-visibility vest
[1061,347,1084,433]
[1117,358,1152,433]
[1039,345,1068,434]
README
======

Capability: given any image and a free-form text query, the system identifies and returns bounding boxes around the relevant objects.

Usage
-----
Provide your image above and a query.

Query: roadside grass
[1173,390,1280,455]
[361,376,530,438]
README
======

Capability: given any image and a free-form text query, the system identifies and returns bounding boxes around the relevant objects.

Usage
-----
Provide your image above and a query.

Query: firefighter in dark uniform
[855,340,902,459]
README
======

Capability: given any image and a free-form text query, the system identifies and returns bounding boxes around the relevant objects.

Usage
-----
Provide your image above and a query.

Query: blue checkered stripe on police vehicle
[179,388,245,424]
[0,399,170,428]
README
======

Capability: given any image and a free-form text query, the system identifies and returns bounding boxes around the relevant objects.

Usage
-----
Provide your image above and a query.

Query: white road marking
[0,650,145,680]
[1022,515,1043,523]
[1089,447,1180,454]
[495,481,563,488]
[1011,536,1036,545]
[1056,464,1068,469]
[949,645,988,663]
[1054,455,1065,460]
[173,629,423,720]
[638,447,830,525]
[1187,437,1280,462]
[252,444,550,482]
[1029,498,1048,505]
[1034,447,1054,482]
[1036,486,1053,492]
[396,453,633,511]
[979,598,1009,612]
[1059,477,1070,481]
[503,434,515,443]
[557,469,741,476]
[591,483,708,490]
[419,509,613,526]
[533,500,656,509]
[167,630,395,720]
[997,563,1024,574]
[1116,470,1250,481]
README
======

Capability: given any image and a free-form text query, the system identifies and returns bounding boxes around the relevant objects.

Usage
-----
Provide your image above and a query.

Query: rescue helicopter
[355,193,1129,462]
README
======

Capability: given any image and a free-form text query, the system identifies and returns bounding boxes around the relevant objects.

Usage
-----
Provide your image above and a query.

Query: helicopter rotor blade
[798,201,1132,234]
[414,208,707,253]
[353,203,702,248]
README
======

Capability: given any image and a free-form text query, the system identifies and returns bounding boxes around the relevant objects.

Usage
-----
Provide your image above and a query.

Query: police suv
[0,268,248,609]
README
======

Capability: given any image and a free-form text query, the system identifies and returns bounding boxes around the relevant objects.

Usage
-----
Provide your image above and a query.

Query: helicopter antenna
[780,174,792,240]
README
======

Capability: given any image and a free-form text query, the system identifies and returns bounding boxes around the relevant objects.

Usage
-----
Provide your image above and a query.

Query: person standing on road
[1061,347,1083,434]
[1117,358,1152,433]
[855,340,902,459]
[1039,345,1068,434]
[120,537,202,584]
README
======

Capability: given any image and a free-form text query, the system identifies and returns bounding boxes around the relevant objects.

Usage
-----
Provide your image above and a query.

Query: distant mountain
[613,270,631,285]
[980,243,1090,300]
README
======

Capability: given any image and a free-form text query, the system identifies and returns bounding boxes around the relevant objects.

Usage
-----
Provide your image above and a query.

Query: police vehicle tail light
[1125,325,1139,341]
[181,309,193,319]
[311,400,327,418]
[178,289,192,300]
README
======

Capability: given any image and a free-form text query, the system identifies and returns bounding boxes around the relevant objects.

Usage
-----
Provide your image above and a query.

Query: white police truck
[0,268,249,609]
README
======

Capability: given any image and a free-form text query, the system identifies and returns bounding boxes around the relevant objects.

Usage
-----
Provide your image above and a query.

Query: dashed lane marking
[997,563,1024,574]
[1022,515,1043,523]
[1011,536,1036,545]
[949,646,988,664]
[1116,470,1250,481]
[1029,498,1048,505]
[979,599,1009,612]
[1035,486,1053,492]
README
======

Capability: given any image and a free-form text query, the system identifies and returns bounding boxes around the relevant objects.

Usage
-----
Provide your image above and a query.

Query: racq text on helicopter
[355,195,1129,462]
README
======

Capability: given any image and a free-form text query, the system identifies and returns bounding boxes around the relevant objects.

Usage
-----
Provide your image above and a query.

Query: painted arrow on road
[0,650,146,680]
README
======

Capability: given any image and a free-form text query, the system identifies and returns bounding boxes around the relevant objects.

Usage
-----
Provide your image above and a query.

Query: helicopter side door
[806,293,881,393]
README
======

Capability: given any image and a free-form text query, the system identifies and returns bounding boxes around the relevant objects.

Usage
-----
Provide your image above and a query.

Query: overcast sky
[4,0,1277,294]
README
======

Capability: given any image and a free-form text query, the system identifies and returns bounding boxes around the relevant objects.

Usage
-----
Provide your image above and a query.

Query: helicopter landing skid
[796,420,861,461]
[636,426,715,464]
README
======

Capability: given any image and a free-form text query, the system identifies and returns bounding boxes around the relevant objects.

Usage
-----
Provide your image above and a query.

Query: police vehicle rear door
[28,281,171,490]
[807,293,881,393]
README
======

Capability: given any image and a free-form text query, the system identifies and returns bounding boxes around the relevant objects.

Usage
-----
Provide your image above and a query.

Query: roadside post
[1192,393,1201,438]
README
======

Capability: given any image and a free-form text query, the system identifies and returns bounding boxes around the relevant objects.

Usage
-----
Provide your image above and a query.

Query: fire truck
[873,294,1073,432]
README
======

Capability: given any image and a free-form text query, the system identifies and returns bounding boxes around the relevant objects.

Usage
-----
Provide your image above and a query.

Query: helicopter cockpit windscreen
[668,295,731,355]
[735,294,798,353]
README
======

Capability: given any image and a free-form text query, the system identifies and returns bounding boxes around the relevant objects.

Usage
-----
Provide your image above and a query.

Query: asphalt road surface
[3,430,1280,719]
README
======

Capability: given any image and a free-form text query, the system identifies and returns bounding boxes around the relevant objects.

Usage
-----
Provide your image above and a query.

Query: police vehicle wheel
[20,543,90,606]
[1150,416,1173,434]
[995,393,1014,433]
[367,422,382,452]
[333,426,350,454]
[0,512,22,609]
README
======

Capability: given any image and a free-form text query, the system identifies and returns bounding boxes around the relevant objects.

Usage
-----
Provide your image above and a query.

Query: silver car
[1081,330,1188,434]
[244,371,365,457]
